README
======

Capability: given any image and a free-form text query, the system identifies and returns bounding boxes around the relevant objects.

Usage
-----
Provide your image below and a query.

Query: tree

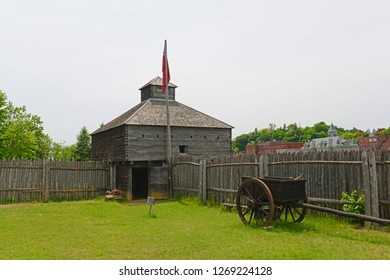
[284,123,302,142]
[232,133,249,151]
[312,121,328,138]
[0,91,8,131]
[377,127,390,136]
[73,126,92,161]
[0,91,51,159]
[271,129,285,141]
[339,127,368,141]
[51,142,76,160]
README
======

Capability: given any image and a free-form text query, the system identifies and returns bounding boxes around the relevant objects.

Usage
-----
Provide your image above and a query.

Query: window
[179,145,188,154]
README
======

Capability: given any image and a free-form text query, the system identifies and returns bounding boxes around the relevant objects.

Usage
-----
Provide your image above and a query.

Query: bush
[341,190,364,215]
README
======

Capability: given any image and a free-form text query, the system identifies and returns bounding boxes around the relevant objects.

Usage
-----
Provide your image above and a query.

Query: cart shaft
[300,202,390,225]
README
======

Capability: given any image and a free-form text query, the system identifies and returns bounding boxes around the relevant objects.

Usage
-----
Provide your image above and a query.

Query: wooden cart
[236,176,390,227]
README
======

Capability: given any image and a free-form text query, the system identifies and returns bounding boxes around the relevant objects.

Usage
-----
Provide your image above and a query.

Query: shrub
[341,190,364,215]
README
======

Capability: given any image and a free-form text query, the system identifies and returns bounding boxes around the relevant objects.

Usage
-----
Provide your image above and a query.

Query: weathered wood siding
[172,161,201,197]
[267,151,363,199]
[125,126,166,161]
[141,85,175,102]
[0,160,109,203]
[126,125,232,161]
[150,166,169,199]
[115,161,130,195]
[206,155,258,204]
[0,160,43,203]
[92,126,127,161]
[374,151,390,220]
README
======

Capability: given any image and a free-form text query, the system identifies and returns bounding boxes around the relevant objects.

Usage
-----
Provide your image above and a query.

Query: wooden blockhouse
[91,77,233,200]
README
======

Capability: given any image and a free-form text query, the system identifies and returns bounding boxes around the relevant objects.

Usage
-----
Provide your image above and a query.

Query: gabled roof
[91,99,233,135]
[139,76,177,90]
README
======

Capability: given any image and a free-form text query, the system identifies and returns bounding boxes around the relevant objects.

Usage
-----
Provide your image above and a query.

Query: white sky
[1,0,389,145]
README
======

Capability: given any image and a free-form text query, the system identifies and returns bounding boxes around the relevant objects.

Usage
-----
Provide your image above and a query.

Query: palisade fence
[0,160,109,203]
[2,151,390,220]
[171,150,390,220]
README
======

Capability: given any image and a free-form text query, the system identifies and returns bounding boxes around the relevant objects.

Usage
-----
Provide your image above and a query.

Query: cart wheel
[275,196,307,223]
[236,178,275,227]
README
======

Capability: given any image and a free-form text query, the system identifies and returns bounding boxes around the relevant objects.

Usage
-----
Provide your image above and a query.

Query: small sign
[147,196,155,205]
[147,196,155,216]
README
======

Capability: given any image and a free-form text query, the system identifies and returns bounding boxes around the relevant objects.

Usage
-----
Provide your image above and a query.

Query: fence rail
[172,150,390,220]
[0,160,109,203]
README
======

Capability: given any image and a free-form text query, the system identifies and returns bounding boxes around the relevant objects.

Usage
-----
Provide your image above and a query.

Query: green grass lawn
[0,198,389,260]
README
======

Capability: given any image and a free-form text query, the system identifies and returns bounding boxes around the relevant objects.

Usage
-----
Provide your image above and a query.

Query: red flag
[162,40,170,93]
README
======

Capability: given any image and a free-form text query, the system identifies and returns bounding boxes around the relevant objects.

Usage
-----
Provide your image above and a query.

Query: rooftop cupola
[138,76,177,102]
[327,123,338,137]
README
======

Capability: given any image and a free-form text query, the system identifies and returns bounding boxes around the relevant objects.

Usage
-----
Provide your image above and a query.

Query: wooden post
[361,151,371,229]
[127,166,132,201]
[42,160,50,203]
[368,150,379,229]
[264,154,269,177]
[259,154,265,178]
[198,160,203,201]
[202,160,207,203]
[109,162,116,190]
[199,159,207,203]
[163,40,172,197]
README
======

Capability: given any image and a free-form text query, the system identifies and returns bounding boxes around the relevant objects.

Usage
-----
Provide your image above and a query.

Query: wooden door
[150,166,169,199]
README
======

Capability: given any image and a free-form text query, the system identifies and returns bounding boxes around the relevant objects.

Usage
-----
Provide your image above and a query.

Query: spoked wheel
[275,196,307,223]
[236,178,275,227]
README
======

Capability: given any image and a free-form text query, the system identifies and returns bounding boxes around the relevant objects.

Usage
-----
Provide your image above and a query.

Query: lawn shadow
[248,220,317,234]
[220,206,317,234]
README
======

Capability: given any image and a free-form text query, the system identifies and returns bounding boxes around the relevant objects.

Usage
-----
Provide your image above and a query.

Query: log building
[91,77,233,200]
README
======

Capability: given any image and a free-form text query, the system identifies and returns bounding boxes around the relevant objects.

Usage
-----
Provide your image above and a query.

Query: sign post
[147,196,155,215]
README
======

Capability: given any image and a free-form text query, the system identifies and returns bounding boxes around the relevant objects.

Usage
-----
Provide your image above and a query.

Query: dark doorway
[132,167,149,199]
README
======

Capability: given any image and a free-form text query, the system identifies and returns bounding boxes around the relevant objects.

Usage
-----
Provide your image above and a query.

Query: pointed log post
[42,160,50,203]
[361,151,371,229]
[368,150,379,229]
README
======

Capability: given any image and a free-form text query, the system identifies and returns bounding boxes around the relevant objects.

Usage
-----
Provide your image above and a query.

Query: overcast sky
[1,0,389,145]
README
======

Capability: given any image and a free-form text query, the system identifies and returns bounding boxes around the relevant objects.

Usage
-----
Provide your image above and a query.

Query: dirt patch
[127,199,148,206]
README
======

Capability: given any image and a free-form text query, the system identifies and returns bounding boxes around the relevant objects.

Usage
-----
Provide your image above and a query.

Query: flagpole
[163,40,172,196]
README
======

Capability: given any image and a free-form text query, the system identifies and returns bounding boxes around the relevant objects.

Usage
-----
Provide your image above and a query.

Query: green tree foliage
[312,121,329,138]
[377,127,390,136]
[339,127,367,141]
[73,126,92,161]
[233,133,250,151]
[51,142,76,161]
[284,123,301,142]
[0,91,8,130]
[0,90,51,159]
